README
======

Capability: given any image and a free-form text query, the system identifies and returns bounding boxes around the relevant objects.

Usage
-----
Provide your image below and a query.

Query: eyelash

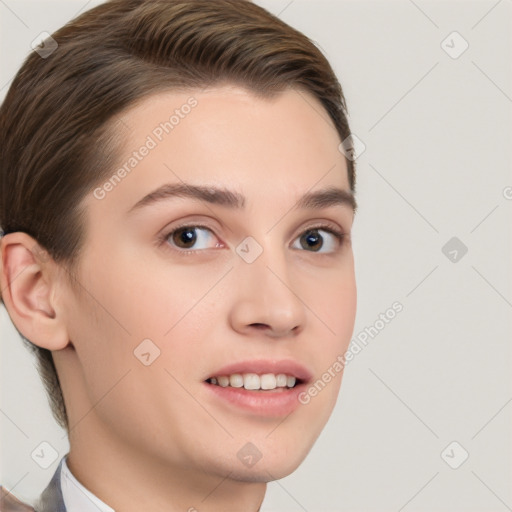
[157,221,348,257]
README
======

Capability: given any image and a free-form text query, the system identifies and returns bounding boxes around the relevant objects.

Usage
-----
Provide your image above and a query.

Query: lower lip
[203,382,307,417]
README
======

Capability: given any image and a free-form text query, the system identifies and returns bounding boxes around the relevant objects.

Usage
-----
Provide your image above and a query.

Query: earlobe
[0,232,70,351]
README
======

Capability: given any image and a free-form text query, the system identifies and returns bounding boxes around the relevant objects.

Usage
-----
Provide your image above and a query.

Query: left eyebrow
[127,183,357,214]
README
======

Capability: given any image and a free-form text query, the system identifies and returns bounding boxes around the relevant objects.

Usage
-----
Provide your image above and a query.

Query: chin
[218,435,316,483]
[223,457,306,483]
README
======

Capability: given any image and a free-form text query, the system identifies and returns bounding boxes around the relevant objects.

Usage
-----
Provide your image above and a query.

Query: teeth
[229,374,244,388]
[217,376,230,387]
[208,373,298,390]
[276,374,287,387]
[244,373,260,390]
[261,374,276,390]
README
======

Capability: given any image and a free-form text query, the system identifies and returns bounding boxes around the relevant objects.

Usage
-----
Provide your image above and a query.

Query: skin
[0,85,357,512]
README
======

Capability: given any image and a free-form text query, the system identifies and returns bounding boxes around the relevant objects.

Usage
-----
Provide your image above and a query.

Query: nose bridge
[230,234,307,336]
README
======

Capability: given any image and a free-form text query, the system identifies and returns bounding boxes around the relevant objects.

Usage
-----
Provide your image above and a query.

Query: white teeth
[243,373,260,390]
[209,373,299,390]
[229,374,244,388]
[276,374,287,387]
[260,373,277,390]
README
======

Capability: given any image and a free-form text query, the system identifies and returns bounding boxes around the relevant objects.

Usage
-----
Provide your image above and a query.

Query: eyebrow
[127,182,357,214]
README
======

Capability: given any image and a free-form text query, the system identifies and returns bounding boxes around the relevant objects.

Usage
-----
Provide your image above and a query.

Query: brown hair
[0,0,356,431]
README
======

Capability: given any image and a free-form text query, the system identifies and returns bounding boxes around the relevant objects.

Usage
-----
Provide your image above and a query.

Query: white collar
[60,455,115,512]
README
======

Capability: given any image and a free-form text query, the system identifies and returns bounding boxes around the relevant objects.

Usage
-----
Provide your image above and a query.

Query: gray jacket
[0,458,66,512]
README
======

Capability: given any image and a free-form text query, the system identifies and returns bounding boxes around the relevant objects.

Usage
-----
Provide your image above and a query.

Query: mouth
[205,373,303,391]
[203,360,312,416]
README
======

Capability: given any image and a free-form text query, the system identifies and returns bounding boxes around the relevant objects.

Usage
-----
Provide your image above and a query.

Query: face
[57,85,357,482]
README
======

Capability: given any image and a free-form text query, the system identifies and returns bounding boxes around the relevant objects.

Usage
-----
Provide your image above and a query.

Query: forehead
[86,85,350,216]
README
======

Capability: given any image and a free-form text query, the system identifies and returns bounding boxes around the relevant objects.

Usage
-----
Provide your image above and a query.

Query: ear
[0,232,70,350]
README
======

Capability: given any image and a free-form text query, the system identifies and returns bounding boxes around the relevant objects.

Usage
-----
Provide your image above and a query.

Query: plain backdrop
[1,1,511,510]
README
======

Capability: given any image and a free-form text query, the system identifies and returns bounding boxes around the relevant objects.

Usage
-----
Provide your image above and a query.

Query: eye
[165,224,221,252]
[161,222,347,256]
[291,226,345,254]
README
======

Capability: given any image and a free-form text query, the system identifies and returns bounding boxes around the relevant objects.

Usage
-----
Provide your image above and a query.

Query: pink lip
[203,359,313,417]
[204,383,309,417]
[205,359,313,382]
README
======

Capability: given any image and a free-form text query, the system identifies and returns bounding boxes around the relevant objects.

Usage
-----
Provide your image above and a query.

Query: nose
[228,244,307,339]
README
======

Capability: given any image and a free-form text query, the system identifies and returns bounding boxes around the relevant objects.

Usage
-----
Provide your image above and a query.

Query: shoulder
[0,486,36,511]
[1,456,66,512]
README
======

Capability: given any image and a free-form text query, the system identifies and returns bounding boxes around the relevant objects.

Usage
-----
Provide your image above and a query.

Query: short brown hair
[0,0,357,431]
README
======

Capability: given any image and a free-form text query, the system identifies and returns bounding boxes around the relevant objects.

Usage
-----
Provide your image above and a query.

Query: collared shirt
[60,456,115,512]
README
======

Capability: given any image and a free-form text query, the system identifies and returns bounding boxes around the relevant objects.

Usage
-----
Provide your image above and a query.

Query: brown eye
[166,225,218,251]
[292,227,345,254]
[171,227,197,248]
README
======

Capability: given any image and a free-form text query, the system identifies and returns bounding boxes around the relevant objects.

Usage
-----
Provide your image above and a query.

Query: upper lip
[206,359,313,383]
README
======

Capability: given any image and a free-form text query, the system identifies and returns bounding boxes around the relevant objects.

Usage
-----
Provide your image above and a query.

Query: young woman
[0,0,358,510]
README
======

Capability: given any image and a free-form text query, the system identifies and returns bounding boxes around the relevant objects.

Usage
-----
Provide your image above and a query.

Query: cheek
[315,266,357,348]
[65,294,205,453]
[67,246,216,376]
[95,252,225,341]
[290,263,356,419]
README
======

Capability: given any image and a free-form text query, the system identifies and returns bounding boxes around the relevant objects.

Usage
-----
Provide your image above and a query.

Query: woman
[0,0,358,510]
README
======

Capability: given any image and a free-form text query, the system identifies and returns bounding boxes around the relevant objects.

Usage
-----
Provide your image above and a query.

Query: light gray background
[1,0,511,510]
